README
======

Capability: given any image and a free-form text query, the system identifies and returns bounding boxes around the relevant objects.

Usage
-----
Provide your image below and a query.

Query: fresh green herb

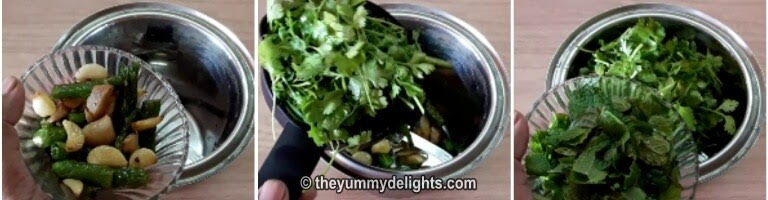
[579,18,740,153]
[526,81,684,200]
[260,0,450,148]
[375,153,395,168]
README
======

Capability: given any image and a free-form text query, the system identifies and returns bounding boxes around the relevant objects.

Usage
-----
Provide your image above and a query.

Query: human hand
[259,179,316,200]
[3,76,47,200]
[514,110,531,200]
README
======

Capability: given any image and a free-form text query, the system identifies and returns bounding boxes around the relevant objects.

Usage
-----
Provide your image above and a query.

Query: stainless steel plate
[53,2,255,186]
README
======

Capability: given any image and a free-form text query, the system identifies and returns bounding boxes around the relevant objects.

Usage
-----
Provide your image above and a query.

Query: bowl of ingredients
[53,2,255,186]
[258,0,508,198]
[54,2,255,187]
[547,3,764,182]
[15,45,189,199]
[526,76,699,199]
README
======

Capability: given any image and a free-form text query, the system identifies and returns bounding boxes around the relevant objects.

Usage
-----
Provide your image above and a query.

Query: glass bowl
[525,76,699,199]
[15,45,189,199]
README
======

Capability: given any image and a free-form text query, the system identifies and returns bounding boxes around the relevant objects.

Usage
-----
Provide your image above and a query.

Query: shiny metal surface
[53,2,255,186]
[547,3,765,182]
[407,133,453,167]
[315,3,509,189]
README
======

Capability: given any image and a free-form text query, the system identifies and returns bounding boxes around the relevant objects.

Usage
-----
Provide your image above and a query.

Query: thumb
[513,110,529,161]
[513,110,532,199]
[3,76,25,125]
[259,179,289,200]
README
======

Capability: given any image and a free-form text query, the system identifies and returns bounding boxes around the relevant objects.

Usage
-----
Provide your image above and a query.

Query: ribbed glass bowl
[525,76,699,199]
[15,45,189,199]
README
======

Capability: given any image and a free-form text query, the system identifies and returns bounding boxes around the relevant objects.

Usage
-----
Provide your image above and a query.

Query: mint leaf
[572,136,610,183]
[526,71,684,198]
[622,187,647,200]
[624,161,640,188]
[580,17,740,165]
[597,110,627,135]
[525,152,552,176]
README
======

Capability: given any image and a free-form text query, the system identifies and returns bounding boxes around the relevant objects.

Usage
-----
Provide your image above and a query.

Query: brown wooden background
[257,0,512,199]
[2,0,255,199]
[515,0,766,199]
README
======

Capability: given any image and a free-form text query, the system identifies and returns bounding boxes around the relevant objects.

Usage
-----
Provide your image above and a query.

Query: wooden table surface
[2,0,255,199]
[256,0,511,199]
[515,0,766,199]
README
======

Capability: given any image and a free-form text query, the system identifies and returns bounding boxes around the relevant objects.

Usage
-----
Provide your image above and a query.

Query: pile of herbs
[259,0,451,168]
[576,18,740,154]
[525,80,686,200]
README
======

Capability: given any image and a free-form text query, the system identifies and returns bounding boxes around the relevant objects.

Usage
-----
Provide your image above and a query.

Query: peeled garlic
[62,120,85,152]
[32,92,56,117]
[75,64,108,82]
[371,139,392,154]
[131,116,163,132]
[129,148,157,168]
[351,151,372,165]
[62,179,83,197]
[87,145,127,167]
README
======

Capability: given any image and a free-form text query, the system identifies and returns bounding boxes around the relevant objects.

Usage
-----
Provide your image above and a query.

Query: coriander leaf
[362,60,388,88]
[723,115,736,134]
[675,105,696,130]
[345,40,365,58]
[348,77,364,100]
[310,21,329,40]
[266,0,285,22]
[296,53,326,79]
[330,52,359,76]
[352,5,367,28]
[717,99,739,113]
[258,37,284,75]
[322,91,344,115]
[308,126,328,146]
[347,130,372,148]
